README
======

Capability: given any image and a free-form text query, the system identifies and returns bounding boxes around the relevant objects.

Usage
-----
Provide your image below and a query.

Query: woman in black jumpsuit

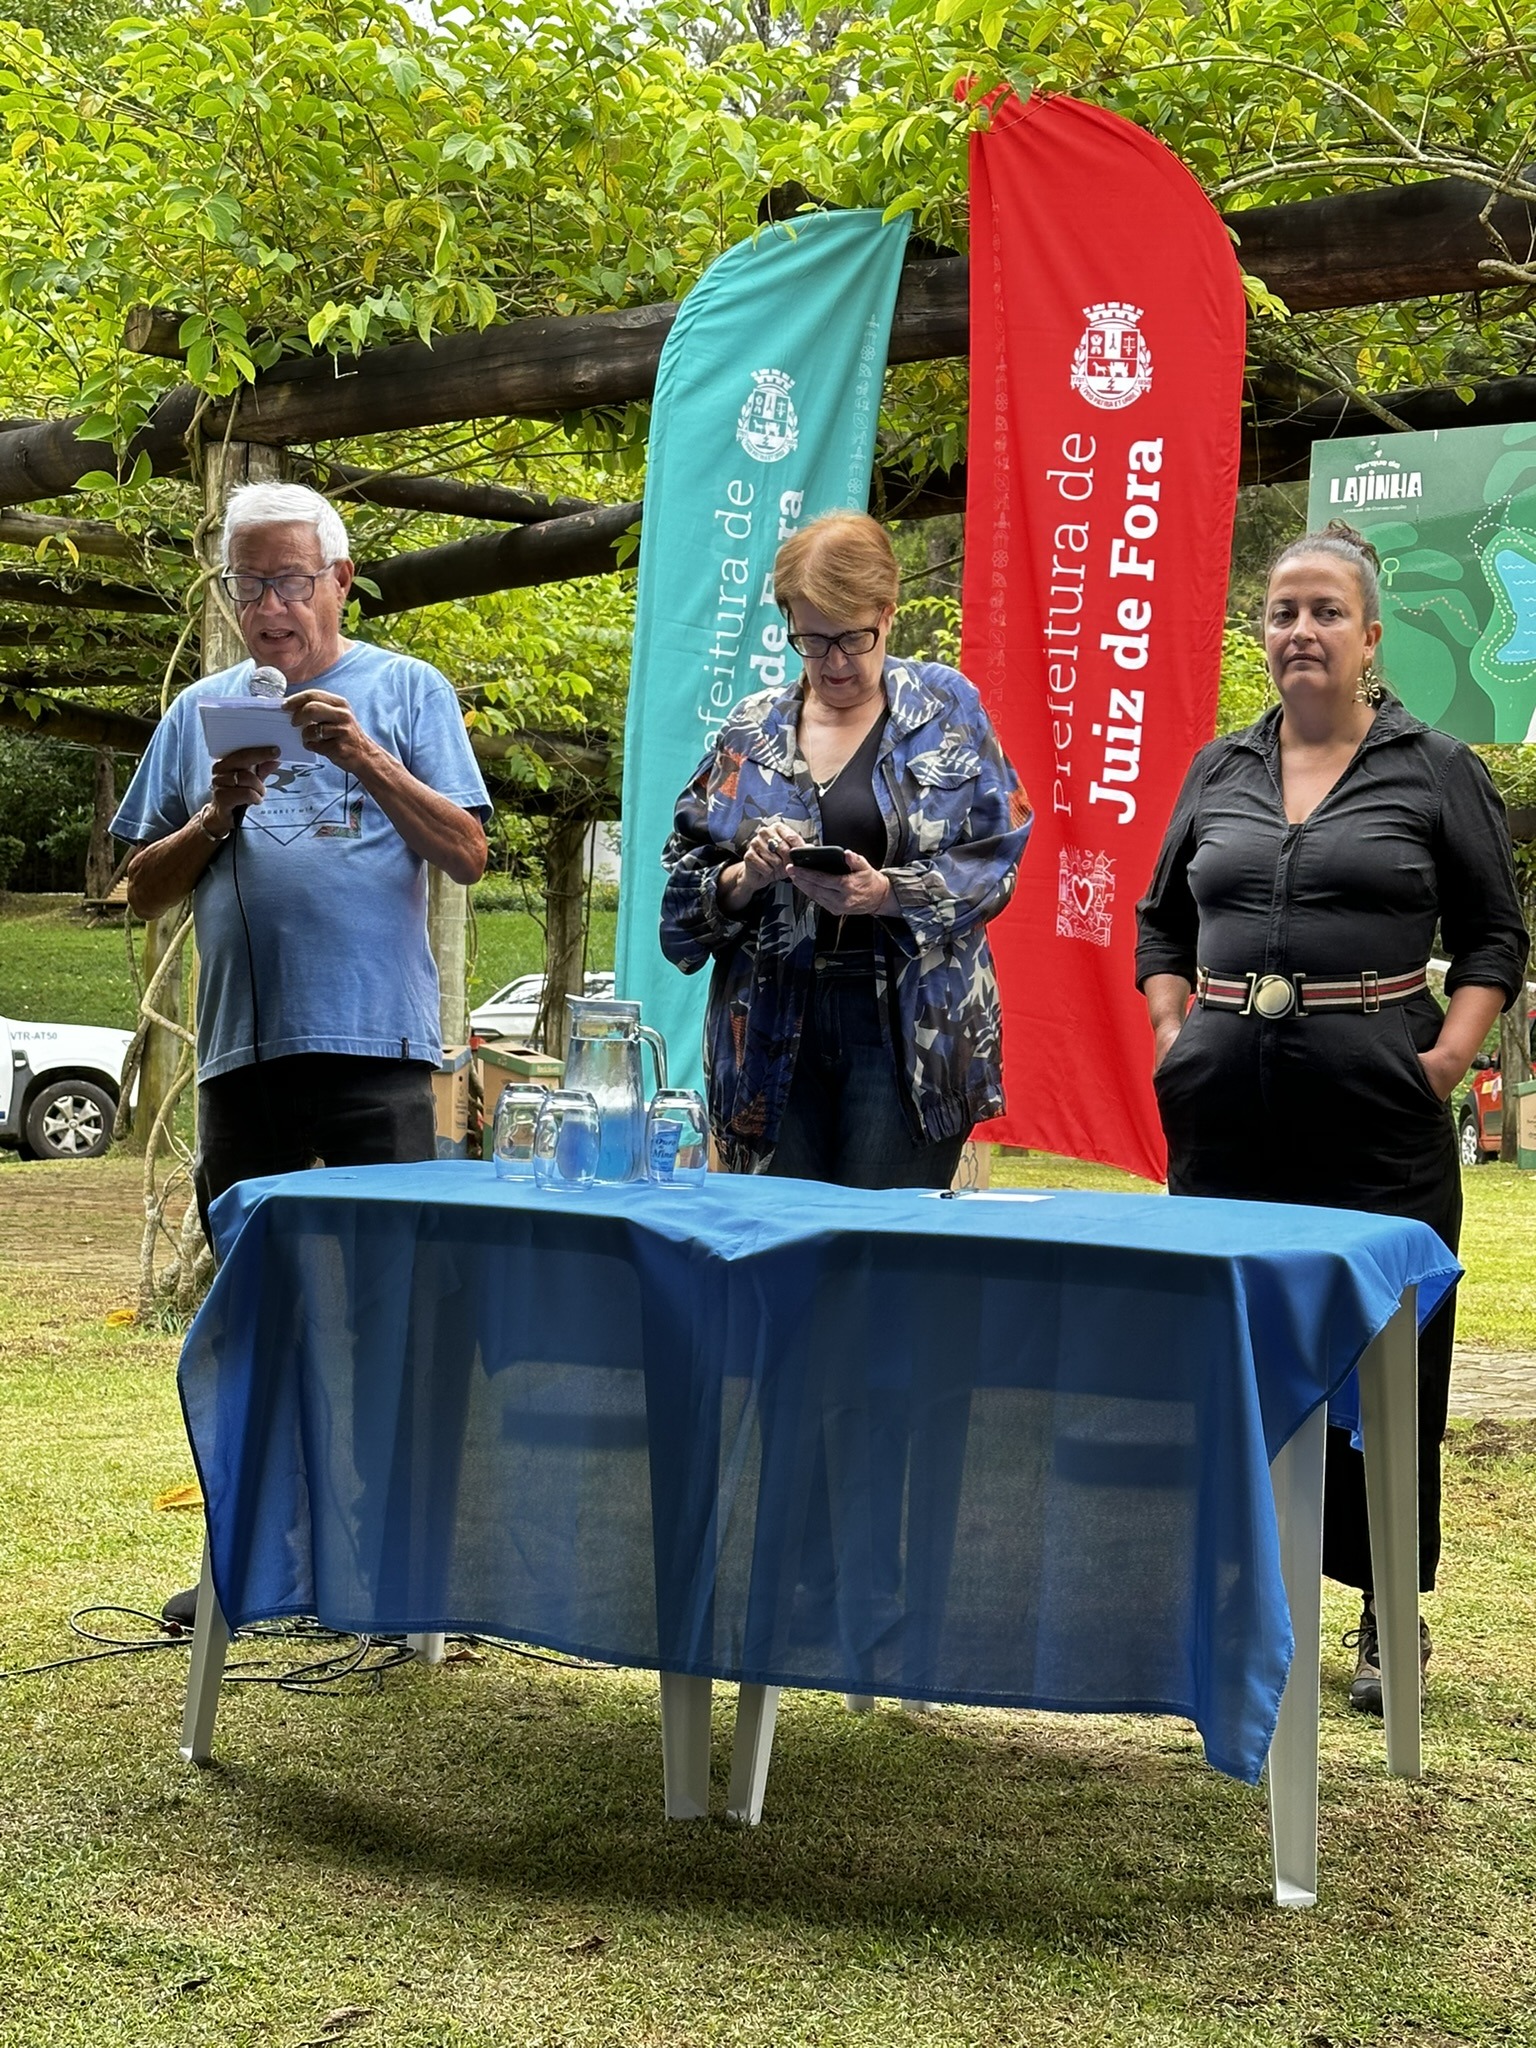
[1136,523,1528,1711]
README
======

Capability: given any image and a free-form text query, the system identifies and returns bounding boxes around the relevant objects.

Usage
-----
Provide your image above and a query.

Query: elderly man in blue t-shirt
[112,481,491,1618]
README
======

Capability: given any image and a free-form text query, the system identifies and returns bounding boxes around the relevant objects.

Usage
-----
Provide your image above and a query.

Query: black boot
[160,1585,199,1631]
[1343,1596,1432,1715]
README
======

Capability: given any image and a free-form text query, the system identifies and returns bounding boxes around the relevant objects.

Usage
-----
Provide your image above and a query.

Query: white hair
[221,481,350,565]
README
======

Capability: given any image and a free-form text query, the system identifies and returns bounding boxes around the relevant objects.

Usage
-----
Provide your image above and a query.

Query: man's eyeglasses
[785,624,881,658]
[221,569,335,605]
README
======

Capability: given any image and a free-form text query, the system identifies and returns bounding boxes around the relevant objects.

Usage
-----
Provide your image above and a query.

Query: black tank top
[813,710,888,959]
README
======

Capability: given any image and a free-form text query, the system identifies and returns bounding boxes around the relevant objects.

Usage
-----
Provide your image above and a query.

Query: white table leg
[659,1672,713,1818]
[843,1694,875,1713]
[725,1683,780,1824]
[1356,1290,1421,1779]
[1267,1400,1326,1908]
[178,1535,231,1767]
[406,1632,447,1664]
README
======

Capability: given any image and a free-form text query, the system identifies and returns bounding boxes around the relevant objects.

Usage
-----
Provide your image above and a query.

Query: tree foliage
[1,0,1535,452]
[0,0,1533,857]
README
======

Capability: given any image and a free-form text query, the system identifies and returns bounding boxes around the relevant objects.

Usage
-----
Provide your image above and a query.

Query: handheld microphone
[233,664,289,827]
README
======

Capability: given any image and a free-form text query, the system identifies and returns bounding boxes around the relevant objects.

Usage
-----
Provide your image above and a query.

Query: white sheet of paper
[198,699,319,767]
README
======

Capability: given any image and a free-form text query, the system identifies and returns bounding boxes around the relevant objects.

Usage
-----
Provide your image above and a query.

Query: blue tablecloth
[179,1163,1461,1784]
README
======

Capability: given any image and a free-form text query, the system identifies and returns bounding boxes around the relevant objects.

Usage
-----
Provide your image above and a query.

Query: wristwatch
[197,803,233,845]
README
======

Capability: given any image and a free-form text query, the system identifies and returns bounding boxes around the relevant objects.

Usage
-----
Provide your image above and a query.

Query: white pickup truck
[0,1015,135,1161]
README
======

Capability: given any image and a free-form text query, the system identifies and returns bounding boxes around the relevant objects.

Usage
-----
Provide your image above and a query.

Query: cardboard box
[473,1042,565,1159]
[1516,1080,1536,1171]
[432,1043,473,1158]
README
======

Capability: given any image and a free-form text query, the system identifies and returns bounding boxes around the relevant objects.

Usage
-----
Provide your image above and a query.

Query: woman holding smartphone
[660,512,1031,1187]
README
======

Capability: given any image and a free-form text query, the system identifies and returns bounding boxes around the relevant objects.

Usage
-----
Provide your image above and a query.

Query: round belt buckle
[1251,974,1296,1019]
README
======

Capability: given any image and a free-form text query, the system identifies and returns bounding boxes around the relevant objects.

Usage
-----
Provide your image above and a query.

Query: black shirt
[813,709,889,959]
[1135,696,1528,1002]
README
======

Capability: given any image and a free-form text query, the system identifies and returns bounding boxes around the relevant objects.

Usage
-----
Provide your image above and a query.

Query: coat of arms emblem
[1070,303,1153,411]
[1056,847,1116,947]
[735,368,799,462]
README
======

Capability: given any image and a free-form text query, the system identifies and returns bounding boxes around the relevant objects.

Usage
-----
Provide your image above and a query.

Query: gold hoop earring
[1355,663,1384,707]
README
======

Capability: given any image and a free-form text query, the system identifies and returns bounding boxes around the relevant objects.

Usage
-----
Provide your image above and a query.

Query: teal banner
[616,209,911,1090]
[1308,422,1536,742]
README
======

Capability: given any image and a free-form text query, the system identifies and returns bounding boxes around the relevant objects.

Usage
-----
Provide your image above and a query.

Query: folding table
[176,1163,1459,1907]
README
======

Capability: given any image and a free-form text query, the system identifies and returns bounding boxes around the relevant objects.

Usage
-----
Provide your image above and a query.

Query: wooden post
[200,439,288,668]
[1499,972,1532,1164]
[84,747,116,900]
[121,904,187,1158]
[537,812,589,1057]
[428,867,469,1047]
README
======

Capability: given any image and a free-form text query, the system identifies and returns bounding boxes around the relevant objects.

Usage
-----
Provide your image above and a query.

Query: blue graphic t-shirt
[111,642,491,1080]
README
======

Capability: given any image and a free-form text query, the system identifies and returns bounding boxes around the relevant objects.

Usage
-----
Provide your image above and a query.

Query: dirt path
[0,1154,157,1296]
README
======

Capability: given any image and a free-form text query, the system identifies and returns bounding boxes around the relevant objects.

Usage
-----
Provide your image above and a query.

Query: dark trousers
[762,962,966,1652]
[766,960,967,1191]
[1169,1122,1460,1596]
[195,1052,437,1245]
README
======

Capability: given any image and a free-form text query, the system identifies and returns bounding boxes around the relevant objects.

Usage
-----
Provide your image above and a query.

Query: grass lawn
[470,905,618,1005]
[990,1151,1536,1356]
[0,894,143,1031]
[0,895,617,1025]
[3,1158,1536,2045]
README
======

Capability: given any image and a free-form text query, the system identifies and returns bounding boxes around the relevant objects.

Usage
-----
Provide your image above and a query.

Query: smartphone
[787,844,851,874]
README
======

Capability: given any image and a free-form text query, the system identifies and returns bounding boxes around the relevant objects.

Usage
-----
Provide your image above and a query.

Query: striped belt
[1195,966,1428,1019]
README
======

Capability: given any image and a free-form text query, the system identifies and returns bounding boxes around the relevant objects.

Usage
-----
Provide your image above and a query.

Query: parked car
[0,1015,135,1161]
[468,970,615,1044]
[1458,1015,1536,1165]
[1458,1056,1502,1166]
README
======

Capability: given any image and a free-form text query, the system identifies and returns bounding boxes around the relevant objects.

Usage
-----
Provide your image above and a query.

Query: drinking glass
[492,1082,548,1180]
[645,1088,710,1188]
[532,1089,601,1192]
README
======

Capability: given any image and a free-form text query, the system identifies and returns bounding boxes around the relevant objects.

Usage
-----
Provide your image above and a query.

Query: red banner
[962,93,1246,1181]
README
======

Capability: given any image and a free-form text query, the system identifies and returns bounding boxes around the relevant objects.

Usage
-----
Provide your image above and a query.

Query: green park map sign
[1308,422,1536,743]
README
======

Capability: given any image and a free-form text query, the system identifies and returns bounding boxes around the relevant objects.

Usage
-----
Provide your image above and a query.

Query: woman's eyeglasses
[220,570,333,605]
[785,624,881,658]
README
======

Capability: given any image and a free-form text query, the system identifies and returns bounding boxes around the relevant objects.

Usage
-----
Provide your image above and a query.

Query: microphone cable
[227,808,262,1064]
[223,661,288,1069]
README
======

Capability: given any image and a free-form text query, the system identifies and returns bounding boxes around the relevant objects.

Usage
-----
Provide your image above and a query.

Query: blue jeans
[766,958,967,1190]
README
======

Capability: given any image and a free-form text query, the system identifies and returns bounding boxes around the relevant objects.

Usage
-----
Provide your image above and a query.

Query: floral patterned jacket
[659,658,1032,1171]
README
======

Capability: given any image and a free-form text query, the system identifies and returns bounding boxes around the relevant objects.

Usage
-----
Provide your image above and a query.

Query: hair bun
[1320,519,1381,575]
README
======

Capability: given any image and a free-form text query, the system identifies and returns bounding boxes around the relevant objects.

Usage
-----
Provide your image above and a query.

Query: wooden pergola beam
[0,683,157,749]
[0,510,189,560]
[357,501,640,615]
[1240,371,1536,485]
[298,456,598,527]
[879,369,1536,507]
[0,177,1530,511]
[347,358,1536,600]
[0,569,173,614]
[4,362,1535,623]
[123,305,192,357]
[1228,177,1536,311]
